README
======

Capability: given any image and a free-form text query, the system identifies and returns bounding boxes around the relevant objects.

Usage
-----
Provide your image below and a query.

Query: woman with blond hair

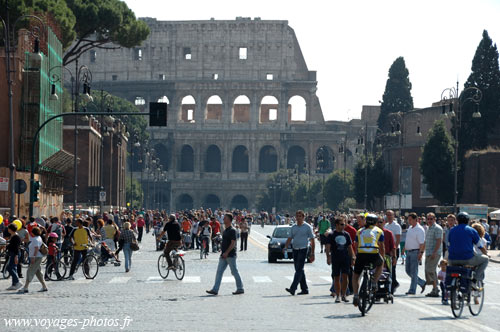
[119,222,137,273]
[471,222,488,255]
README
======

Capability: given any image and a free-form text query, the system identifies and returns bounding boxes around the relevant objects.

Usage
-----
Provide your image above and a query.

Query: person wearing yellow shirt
[67,219,92,280]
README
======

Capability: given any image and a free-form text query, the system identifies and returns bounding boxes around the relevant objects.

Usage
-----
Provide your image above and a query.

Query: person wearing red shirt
[210,217,221,235]
[136,215,145,243]
[344,217,357,243]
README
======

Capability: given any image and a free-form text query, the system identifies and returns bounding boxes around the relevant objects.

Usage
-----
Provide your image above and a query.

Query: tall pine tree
[378,57,414,132]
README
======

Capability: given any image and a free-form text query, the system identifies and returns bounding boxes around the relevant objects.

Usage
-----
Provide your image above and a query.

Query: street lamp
[129,132,140,209]
[316,146,328,213]
[357,124,369,211]
[1,11,45,216]
[440,82,482,214]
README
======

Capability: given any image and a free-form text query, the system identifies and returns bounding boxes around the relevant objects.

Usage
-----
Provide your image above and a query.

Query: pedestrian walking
[423,213,443,297]
[137,214,145,242]
[18,227,48,294]
[284,210,315,296]
[206,213,244,295]
[5,223,23,290]
[490,221,498,250]
[317,215,331,254]
[120,222,137,272]
[240,218,249,251]
[403,213,426,295]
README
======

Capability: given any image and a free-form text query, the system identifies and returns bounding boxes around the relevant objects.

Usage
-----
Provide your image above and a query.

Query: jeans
[240,232,248,250]
[449,253,489,281]
[211,256,244,293]
[290,248,308,292]
[137,227,144,242]
[7,252,19,285]
[69,250,87,276]
[123,243,132,271]
[405,250,425,293]
[439,281,448,301]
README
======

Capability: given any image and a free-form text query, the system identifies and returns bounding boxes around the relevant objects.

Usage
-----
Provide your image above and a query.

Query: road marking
[109,277,131,284]
[253,276,272,283]
[222,276,233,283]
[248,234,268,251]
[146,276,164,283]
[72,278,93,284]
[182,276,201,283]
[320,276,332,282]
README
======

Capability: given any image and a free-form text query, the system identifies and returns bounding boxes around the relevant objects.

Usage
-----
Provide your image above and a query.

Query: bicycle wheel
[174,256,185,280]
[158,254,170,279]
[82,255,99,279]
[47,260,67,281]
[359,275,368,316]
[200,246,203,259]
[62,253,73,266]
[2,256,10,279]
[469,280,484,316]
[365,277,375,313]
[450,287,464,318]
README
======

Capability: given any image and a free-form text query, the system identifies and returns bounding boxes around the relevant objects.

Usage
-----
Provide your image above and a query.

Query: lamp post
[316,146,327,213]
[440,82,482,214]
[338,132,348,212]
[1,11,45,216]
[357,123,369,211]
[96,89,113,215]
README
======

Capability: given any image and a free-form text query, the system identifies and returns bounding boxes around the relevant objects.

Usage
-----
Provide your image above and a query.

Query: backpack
[39,242,48,256]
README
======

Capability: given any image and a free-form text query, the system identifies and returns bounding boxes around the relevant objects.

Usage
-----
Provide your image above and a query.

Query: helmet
[365,214,378,226]
[48,232,58,238]
[457,212,470,224]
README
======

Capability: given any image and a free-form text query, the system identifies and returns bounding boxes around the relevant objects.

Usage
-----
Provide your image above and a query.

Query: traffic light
[149,102,167,127]
[33,181,41,202]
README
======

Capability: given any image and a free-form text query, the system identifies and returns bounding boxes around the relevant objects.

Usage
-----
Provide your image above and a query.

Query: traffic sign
[15,179,27,194]
[99,191,106,202]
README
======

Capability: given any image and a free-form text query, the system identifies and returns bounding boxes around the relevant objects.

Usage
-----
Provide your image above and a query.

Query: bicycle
[46,255,68,281]
[200,236,209,259]
[447,265,484,318]
[358,263,376,316]
[66,243,99,279]
[157,248,185,280]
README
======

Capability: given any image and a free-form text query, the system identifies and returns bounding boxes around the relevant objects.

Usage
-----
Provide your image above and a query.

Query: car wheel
[268,253,277,263]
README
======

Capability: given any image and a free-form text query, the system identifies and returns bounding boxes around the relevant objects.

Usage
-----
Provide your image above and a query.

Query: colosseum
[79,17,379,211]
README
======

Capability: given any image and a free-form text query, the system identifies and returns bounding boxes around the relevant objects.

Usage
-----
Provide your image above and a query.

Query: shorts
[353,253,383,275]
[320,234,328,245]
[332,256,351,276]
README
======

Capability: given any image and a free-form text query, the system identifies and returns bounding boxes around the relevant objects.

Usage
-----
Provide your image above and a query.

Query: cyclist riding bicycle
[352,213,385,307]
[447,212,489,283]
[157,215,182,270]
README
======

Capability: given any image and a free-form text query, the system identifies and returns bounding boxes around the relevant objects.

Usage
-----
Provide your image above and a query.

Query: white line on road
[253,276,272,283]
[320,276,332,282]
[108,277,131,284]
[72,279,93,284]
[222,276,234,283]
[182,276,201,283]
[146,276,164,283]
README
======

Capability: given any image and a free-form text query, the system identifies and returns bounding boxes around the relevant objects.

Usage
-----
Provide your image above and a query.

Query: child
[438,259,449,305]
[45,233,62,280]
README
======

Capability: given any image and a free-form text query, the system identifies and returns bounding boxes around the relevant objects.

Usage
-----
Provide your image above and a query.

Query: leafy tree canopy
[324,169,353,211]
[354,153,391,209]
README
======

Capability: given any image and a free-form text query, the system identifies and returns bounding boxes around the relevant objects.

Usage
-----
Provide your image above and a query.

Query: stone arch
[287,145,306,173]
[231,195,248,210]
[205,95,223,121]
[179,145,194,172]
[316,146,335,173]
[180,95,196,123]
[157,96,170,103]
[288,95,307,122]
[259,145,278,173]
[204,194,221,211]
[232,145,249,172]
[232,95,250,123]
[259,95,279,123]
[177,194,193,210]
[154,143,170,171]
[205,144,222,172]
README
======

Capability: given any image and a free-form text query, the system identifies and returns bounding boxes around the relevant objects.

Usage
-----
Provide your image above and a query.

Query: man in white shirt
[404,212,426,295]
[385,210,401,293]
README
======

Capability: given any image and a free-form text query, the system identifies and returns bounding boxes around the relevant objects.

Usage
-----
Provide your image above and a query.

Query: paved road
[0,225,499,331]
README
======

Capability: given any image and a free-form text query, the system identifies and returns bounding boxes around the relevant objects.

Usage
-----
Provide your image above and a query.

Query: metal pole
[73,59,79,220]
[398,114,404,218]
[364,123,368,211]
[454,81,460,215]
[99,89,105,215]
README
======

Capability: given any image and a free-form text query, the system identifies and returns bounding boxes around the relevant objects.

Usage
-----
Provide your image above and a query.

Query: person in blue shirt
[447,212,489,281]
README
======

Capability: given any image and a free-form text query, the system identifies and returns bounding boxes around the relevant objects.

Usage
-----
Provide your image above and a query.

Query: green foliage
[354,153,391,209]
[126,177,143,209]
[63,0,150,65]
[420,120,454,204]
[324,169,354,211]
[377,57,414,131]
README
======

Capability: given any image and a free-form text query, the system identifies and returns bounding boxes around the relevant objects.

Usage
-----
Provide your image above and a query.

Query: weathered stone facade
[77,17,379,211]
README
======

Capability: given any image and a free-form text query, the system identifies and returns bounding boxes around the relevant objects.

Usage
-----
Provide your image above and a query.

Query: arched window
[179,145,194,172]
[157,96,170,104]
[288,95,306,122]
[204,194,221,211]
[259,96,279,123]
[177,194,193,210]
[206,95,223,121]
[205,145,221,172]
[259,145,278,173]
[232,95,250,123]
[231,195,248,210]
[135,97,146,106]
[181,95,196,123]
[232,145,249,172]
[287,146,306,173]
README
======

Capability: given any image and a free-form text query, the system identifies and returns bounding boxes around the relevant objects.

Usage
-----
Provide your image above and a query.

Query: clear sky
[123,0,500,121]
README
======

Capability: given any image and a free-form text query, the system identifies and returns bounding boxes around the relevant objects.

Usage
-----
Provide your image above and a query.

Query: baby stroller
[182,233,192,250]
[374,257,394,303]
[100,241,120,266]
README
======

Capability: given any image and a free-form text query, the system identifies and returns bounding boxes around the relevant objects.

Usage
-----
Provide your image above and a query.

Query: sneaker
[67,275,75,281]
[38,288,48,292]
[442,300,449,305]
[405,291,416,295]
[232,289,244,295]
[14,282,23,290]
[335,296,341,303]
[6,285,17,291]
[17,289,28,294]
[342,296,349,303]
[425,291,440,298]
[206,290,218,296]
[353,295,359,307]
[420,284,426,294]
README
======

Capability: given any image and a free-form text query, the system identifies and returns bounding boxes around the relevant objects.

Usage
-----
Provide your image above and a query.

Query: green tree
[324,169,353,211]
[377,57,414,131]
[420,120,454,204]
[354,154,391,209]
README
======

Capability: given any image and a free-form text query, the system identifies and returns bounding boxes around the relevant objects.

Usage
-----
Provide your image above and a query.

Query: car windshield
[273,227,291,238]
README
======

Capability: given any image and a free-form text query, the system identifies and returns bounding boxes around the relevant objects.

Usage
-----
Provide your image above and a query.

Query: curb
[491,257,500,264]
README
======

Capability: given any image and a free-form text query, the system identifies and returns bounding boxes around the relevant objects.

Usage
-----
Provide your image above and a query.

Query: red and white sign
[0,177,9,191]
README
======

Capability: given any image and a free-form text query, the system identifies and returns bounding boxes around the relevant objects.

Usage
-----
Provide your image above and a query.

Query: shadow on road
[324,313,362,319]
